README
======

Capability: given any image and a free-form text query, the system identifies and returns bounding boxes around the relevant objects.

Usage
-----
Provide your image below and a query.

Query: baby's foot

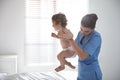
[66,62,75,69]
[55,66,65,72]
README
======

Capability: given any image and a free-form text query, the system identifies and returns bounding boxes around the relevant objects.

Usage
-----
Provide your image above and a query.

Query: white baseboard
[0,55,17,75]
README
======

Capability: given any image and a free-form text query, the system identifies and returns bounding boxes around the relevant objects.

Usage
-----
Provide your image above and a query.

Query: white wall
[0,0,25,73]
[88,0,120,80]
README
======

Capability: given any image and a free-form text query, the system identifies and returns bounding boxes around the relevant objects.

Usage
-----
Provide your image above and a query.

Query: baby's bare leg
[55,66,65,72]
[55,51,66,72]
[55,50,75,72]
[63,50,76,69]
[65,61,75,69]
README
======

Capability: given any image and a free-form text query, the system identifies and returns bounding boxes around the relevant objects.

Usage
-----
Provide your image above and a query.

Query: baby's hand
[51,33,57,38]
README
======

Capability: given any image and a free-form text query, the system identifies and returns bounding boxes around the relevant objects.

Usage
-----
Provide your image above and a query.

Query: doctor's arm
[69,39,89,60]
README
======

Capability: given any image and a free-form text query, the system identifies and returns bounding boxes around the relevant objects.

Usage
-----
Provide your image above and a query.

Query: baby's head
[52,13,67,31]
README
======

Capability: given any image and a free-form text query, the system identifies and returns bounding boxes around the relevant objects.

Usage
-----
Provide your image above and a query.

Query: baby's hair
[52,13,67,28]
[81,13,98,29]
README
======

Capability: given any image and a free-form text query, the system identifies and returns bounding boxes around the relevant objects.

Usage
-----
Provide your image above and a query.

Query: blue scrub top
[75,30,102,80]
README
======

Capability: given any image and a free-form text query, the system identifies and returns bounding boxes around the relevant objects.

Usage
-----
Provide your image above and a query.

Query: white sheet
[0,71,77,80]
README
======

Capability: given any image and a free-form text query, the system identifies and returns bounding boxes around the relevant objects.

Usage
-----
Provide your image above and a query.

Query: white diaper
[71,53,76,58]
[63,46,73,51]
[63,47,76,58]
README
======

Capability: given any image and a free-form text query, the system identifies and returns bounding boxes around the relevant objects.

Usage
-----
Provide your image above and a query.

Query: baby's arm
[51,32,60,39]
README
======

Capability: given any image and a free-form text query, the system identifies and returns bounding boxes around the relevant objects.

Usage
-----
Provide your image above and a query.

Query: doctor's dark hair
[81,13,98,29]
[52,13,67,28]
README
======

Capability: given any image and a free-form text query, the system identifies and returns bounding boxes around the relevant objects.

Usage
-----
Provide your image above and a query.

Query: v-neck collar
[79,30,95,46]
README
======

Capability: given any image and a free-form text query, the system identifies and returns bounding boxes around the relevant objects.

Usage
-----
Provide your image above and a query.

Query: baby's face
[52,21,62,32]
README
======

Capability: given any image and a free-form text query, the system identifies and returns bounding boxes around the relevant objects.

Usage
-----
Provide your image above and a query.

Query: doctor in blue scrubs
[62,13,102,80]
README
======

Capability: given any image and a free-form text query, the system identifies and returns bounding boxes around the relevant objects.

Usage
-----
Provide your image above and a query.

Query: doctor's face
[80,26,94,36]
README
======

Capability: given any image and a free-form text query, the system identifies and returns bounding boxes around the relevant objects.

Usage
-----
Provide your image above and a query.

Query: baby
[51,13,76,72]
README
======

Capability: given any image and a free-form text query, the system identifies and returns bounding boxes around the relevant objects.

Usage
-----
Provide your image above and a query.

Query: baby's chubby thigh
[60,49,75,58]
